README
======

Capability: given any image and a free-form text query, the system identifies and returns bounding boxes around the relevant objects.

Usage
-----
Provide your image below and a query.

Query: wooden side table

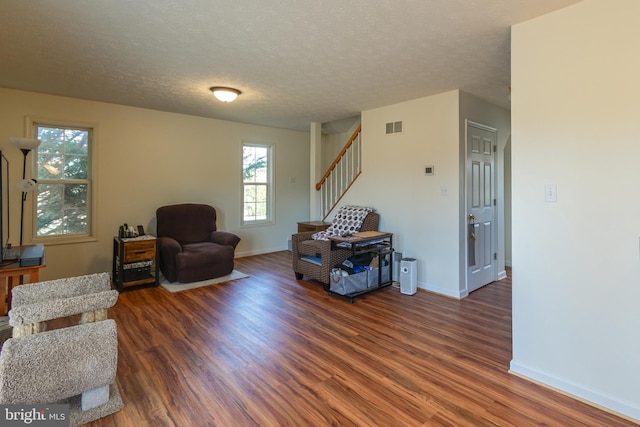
[0,254,47,315]
[112,236,159,292]
[297,221,331,233]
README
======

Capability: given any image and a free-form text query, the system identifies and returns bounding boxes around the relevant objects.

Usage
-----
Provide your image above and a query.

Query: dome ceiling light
[210,87,241,102]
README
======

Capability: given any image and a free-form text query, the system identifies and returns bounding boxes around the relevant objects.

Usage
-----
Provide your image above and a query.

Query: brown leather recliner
[156,204,241,283]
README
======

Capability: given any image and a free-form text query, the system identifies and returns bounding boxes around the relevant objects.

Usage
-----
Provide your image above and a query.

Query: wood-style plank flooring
[88,251,636,426]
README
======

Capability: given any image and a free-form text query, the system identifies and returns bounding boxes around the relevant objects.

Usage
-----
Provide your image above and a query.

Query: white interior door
[466,121,497,293]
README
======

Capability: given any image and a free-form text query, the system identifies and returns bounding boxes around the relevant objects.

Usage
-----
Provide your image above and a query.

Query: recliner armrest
[157,236,182,254]
[157,236,183,283]
[210,231,241,248]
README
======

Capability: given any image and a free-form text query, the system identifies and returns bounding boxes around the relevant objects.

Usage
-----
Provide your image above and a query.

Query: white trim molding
[509,360,640,423]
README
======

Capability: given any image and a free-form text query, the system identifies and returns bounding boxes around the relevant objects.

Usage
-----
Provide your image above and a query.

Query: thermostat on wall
[424,165,434,176]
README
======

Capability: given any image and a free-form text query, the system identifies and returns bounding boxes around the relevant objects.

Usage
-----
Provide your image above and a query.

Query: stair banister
[315,125,362,221]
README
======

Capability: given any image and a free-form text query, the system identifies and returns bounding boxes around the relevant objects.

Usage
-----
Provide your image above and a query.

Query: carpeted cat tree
[0,272,123,426]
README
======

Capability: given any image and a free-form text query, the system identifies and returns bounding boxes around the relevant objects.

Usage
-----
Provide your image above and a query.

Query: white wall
[341,91,459,295]
[503,139,512,267]
[337,90,509,298]
[0,88,310,281]
[511,0,640,420]
[339,91,461,296]
[321,118,361,172]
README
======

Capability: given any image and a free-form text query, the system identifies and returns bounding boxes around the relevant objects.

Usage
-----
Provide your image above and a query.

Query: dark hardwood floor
[89,251,636,426]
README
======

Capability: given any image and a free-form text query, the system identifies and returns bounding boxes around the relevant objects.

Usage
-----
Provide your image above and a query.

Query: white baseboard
[235,246,288,258]
[418,282,466,299]
[509,360,640,423]
[497,269,507,280]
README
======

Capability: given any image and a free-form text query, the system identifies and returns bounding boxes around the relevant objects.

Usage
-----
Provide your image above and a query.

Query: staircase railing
[316,125,362,221]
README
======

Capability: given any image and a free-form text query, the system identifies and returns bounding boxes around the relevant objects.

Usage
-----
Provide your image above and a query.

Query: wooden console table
[0,253,47,315]
[297,221,332,233]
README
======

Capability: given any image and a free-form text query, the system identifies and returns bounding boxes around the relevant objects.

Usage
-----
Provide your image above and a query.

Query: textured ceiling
[0,0,581,132]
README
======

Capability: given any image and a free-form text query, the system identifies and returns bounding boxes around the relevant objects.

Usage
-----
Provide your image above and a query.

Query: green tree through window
[35,125,91,237]
[242,143,272,224]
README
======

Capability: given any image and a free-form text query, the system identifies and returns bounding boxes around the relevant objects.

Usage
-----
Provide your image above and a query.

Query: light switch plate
[544,184,558,203]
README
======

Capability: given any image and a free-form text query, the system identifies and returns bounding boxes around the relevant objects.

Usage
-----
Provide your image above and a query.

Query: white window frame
[241,141,274,226]
[27,116,98,245]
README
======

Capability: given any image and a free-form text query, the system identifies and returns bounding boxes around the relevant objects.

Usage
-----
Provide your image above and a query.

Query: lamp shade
[10,137,41,151]
[17,178,38,193]
[210,87,241,102]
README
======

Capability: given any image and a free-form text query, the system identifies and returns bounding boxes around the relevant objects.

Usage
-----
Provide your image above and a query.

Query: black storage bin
[122,260,152,281]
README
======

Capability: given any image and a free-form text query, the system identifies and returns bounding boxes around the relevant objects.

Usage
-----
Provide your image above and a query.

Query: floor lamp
[10,137,41,247]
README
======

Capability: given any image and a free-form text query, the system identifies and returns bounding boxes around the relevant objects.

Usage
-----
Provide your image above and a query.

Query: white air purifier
[392,252,402,282]
[400,258,417,295]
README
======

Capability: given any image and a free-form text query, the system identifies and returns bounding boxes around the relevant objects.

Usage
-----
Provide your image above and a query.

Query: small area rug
[160,270,249,293]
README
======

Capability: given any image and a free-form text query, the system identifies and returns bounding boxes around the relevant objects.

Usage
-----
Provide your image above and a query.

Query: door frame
[463,119,499,296]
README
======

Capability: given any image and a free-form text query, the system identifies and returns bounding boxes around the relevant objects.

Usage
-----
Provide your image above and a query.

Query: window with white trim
[32,122,94,240]
[242,143,273,225]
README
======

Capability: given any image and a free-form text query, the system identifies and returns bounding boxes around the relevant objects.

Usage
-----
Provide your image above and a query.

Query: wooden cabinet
[0,249,46,315]
[112,237,159,292]
[297,221,331,233]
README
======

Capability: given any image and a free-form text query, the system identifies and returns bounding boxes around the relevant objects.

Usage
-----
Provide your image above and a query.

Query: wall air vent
[385,121,404,135]
[386,122,394,134]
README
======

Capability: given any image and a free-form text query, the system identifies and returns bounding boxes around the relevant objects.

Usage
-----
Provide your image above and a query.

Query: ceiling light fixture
[210,87,241,103]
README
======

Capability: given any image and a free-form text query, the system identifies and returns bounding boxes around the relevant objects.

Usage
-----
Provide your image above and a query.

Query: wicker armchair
[292,212,380,286]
